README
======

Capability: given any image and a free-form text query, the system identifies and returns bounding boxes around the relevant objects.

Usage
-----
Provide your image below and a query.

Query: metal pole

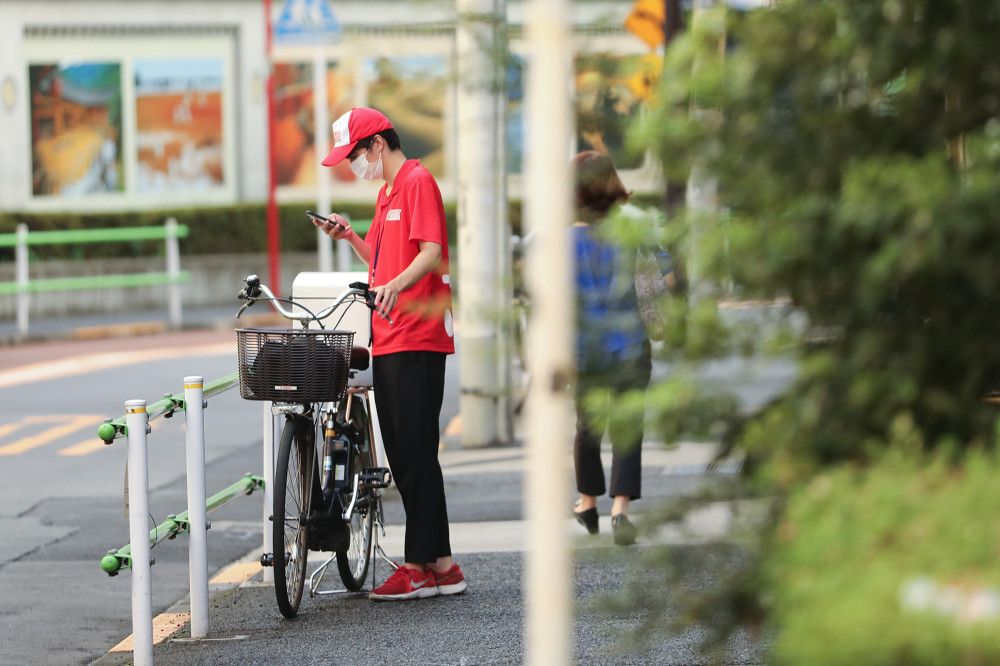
[314,49,334,272]
[15,223,28,336]
[125,399,153,666]
[524,0,573,663]
[184,377,209,639]
[262,400,274,583]
[367,390,389,468]
[457,0,503,447]
[264,0,282,294]
[166,217,183,329]
[494,0,513,444]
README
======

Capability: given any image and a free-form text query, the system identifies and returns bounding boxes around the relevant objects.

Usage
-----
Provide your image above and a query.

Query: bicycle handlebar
[236,274,393,326]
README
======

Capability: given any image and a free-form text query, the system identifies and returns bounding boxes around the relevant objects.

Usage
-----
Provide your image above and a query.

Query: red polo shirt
[364,160,455,356]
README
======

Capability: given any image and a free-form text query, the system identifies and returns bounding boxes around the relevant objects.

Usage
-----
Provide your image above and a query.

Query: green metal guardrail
[101,474,265,575]
[0,224,191,295]
[0,225,190,247]
[97,372,240,444]
[0,271,190,296]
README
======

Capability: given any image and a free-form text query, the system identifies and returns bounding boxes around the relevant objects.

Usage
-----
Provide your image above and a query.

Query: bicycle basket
[236,328,354,402]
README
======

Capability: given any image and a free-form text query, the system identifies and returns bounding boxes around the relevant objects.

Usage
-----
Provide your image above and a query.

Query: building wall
[0,0,651,213]
[0,0,268,212]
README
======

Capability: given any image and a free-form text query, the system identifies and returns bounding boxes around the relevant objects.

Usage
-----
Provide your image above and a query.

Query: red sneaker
[430,564,467,596]
[369,565,439,601]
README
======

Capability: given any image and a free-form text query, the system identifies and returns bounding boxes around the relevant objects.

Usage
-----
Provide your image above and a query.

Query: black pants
[574,341,652,501]
[372,351,451,564]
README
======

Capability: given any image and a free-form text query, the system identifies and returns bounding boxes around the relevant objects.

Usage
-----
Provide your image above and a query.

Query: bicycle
[234,274,394,618]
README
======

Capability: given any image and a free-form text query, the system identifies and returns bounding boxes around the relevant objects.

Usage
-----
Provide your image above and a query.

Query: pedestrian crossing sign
[274,0,342,45]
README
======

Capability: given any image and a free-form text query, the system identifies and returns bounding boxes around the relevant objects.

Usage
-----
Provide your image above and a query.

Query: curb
[91,547,267,665]
[0,311,287,347]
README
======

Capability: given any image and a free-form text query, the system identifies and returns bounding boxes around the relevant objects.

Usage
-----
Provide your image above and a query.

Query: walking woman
[570,151,670,546]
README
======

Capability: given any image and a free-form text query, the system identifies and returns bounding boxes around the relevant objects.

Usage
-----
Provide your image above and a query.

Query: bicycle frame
[237,275,393,603]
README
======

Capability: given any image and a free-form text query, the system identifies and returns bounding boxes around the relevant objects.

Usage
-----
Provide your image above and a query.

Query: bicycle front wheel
[336,397,375,590]
[273,415,316,618]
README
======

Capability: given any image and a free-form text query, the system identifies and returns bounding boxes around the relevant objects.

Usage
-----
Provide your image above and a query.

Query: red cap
[321,107,393,166]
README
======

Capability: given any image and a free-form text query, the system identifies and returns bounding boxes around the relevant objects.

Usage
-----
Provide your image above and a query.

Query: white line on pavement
[0,343,233,391]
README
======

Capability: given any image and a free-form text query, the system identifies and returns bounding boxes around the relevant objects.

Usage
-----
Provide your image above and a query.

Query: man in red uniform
[314,107,465,600]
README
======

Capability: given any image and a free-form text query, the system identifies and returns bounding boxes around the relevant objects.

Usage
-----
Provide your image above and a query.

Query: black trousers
[574,341,652,501]
[372,351,451,564]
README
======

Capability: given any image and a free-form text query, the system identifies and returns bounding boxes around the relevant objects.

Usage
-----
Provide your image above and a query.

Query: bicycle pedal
[360,467,392,489]
[260,552,274,567]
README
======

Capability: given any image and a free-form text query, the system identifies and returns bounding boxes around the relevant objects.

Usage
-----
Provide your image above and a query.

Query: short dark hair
[572,151,630,222]
[355,128,401,153]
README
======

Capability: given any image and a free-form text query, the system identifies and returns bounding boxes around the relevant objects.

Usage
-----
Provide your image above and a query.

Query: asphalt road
[0,327,462,665]
[0,308,795,665]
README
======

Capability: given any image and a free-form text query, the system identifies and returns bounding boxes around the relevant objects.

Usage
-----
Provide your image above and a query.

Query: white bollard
[184,377,209,639]
[262,401,274,583]
[15,224,29,336]
[125,400,153,666]
[165,218,183,329]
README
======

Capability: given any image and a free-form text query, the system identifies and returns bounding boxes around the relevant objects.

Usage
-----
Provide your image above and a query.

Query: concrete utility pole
[523,0,573,663]
[456,0,512,447]
[685,0,722,301]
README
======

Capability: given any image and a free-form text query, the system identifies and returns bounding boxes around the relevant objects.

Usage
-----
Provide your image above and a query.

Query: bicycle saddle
[350,347,370,371]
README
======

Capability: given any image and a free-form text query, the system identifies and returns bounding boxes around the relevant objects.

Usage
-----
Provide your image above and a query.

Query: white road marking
[0,342,233,391]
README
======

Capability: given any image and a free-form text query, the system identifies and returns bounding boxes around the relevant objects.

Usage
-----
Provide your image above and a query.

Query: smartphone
[305,210,345,231]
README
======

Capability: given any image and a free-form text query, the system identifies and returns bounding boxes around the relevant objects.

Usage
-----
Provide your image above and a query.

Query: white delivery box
[291,271,373,387]
[291,271,386,466]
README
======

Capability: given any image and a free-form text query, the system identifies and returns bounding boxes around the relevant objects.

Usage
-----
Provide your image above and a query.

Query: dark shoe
[573,502,599,535]
[611,514,637,546]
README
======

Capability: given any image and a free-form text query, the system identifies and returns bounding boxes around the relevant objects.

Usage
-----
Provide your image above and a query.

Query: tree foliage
[642,0,1000,476]
[624,1,1000,661]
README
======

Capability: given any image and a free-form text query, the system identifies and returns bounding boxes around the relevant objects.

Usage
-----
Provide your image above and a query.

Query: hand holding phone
[306,210,349,238]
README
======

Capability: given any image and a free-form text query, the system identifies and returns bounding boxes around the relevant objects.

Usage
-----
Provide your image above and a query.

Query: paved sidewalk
[92,441,767,666]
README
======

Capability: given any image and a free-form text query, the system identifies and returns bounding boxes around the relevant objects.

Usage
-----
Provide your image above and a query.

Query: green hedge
[0,195,669,262]
[0,201,459,261]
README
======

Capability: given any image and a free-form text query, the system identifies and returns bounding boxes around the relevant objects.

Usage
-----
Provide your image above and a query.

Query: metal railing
[0,218,190,335]
[98,372,253,663]
[98,372,239,443]
[100,474,264,575]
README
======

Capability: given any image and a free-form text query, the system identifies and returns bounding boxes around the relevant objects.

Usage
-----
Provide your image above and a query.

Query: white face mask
[349,148,384,181]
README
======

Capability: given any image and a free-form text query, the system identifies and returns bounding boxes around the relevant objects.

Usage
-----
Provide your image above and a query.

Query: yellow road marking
[58,438,108,457]
[108,612,190,652]
[209,560,262,585]
[444,413,462,437]
[0,421,26,439]
[0,342,233,391]
[0,415,105,456]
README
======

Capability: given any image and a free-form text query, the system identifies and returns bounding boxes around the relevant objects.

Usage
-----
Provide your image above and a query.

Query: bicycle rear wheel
[336,397,375,590]
[274,415,316,618]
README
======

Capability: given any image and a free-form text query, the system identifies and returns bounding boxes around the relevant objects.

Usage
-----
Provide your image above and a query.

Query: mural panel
[365,56,447,178]
[134,58,224,192]
[29,63,123,196]
[274,61,356,186]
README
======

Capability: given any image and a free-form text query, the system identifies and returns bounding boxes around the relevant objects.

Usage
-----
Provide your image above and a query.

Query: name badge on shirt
[387,209,402,221]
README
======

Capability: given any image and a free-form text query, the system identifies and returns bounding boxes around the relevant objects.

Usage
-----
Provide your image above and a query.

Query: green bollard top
[98,422,117,443]
[101,554,122,574]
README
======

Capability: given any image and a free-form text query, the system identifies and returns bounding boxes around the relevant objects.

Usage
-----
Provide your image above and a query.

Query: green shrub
[767,442,1000,665]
